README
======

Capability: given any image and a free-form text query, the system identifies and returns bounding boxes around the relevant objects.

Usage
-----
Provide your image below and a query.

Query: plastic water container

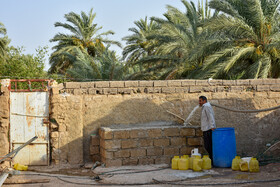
[193,155,203,172]
[13,163,28,171]
[212,127,236,167]
[178,156,189,170]
[249,158,259,172]
[172,156,180,170]
[232,156,241,171]
[202,155,212,170]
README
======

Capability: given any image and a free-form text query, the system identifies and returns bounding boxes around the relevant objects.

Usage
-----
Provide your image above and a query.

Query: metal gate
[9,80,50,165]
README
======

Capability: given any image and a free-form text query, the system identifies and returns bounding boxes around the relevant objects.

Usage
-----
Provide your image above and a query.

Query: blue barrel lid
[214,127,234,131]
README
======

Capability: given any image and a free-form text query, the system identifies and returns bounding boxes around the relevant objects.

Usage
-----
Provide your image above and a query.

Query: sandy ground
[2,163,280,187]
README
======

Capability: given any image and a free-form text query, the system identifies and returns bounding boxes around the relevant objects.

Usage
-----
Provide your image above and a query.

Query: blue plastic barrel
[212,127,236,167]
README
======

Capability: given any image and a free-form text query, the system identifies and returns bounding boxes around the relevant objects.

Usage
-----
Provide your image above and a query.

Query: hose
[210,103,280,113]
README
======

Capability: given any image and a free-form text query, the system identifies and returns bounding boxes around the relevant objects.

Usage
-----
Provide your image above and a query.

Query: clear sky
[0,0,185,70]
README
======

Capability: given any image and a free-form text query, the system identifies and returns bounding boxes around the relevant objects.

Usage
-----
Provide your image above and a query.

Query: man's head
[199,96,207,106]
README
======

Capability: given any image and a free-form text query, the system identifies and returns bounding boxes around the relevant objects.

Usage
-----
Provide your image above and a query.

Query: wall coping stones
[59,79,280,95]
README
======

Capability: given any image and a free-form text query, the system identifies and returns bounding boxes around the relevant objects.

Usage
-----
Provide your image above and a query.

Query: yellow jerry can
[13,163,28,171]
[178,156,189,170]
[239,160,249,172]
[249,158,259,172]
[202,155,212,170]
[172,156,180,170]
[232,156,241,171]
[193,155,203,172]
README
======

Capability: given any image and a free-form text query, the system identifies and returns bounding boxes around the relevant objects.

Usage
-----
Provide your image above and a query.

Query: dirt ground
[2,163,280,187]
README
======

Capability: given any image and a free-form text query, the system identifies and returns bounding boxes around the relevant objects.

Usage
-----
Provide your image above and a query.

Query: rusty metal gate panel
[10,92,49,165]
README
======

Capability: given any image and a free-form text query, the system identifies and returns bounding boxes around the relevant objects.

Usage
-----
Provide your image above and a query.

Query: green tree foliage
[65,46,124,81]
[122,17,160,63]
[0,46,47,79]
[123,0,214,80]
[0,22,10,60]
[190,0,280,79]
[49,8,121,73]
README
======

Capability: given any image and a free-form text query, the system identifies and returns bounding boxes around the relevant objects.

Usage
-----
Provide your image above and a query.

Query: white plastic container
[191,148,201,157]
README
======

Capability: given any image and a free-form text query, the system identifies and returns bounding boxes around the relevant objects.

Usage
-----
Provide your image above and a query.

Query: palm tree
[49,8,121,73]
[194,0,280,79]
[122,17,160,63]
[66,46,124,81]
[0,22,10,60]
[125,0,214,80]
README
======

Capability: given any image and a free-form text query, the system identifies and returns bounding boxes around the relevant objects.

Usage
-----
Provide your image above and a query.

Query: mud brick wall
[0,80,10,167]
[98,126,203,167]
[1,79,280,166]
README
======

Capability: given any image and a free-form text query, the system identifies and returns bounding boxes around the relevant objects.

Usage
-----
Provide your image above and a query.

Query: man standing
[199,96,216,163]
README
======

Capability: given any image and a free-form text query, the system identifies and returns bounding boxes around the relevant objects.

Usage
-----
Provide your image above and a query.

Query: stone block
[130,129,148,138]
[139,139,153,147]
[64,82,80,89]
[270,85,280,91]
[164,147,179,155]
[130,148,146,157]
[101,140,121,150]
[208,80,223,86]
[189,86,203,93]
[188,137,203,146]
[146,88,161,93]
[139,81,153,87]
[175,87,189,93]
[180,128,195,136]
[263,79,276,85]
[99,128,113,140]
[95,81,110,88]
[147,147,163,156]
[103,88,118,95]
[51,88,60,95]
[118,88,132,94]
[105,159,122,167]
[114,150,130,158]
[125,81,139,87]
[88,88,97,95]
[196,129,203,137]
[171,137,187,146]
[110,81,125,88]
[90,146,100,155]
[236,80,250,85]
[114,130,130,139]
[80,82,95,88]
[154,81,168,87]
[122,158,138,166]
[203,86,216,92]
[167,80,182,87]
[139,158,154,165]
[91,135,100,146]
[100,148,114,159]
[163,128,180,137]
[230,86,244,92]
[155,157,171,164]
[147,129,162,138]
[162,87,176,93]
[223,80,236,86]
[256,85,270,91]
[181,80,196,86]
[180,146,193,155]
[154,138,170,146]
[121,140,138,149]
[249,79,263,85]
[196,80,209,86]
[73,89,82,95]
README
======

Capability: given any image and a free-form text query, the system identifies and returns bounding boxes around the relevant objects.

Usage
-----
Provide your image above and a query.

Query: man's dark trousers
[203,129,213,163]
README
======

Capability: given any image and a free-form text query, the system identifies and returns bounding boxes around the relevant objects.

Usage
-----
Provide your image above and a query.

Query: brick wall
[96,124,203,167]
